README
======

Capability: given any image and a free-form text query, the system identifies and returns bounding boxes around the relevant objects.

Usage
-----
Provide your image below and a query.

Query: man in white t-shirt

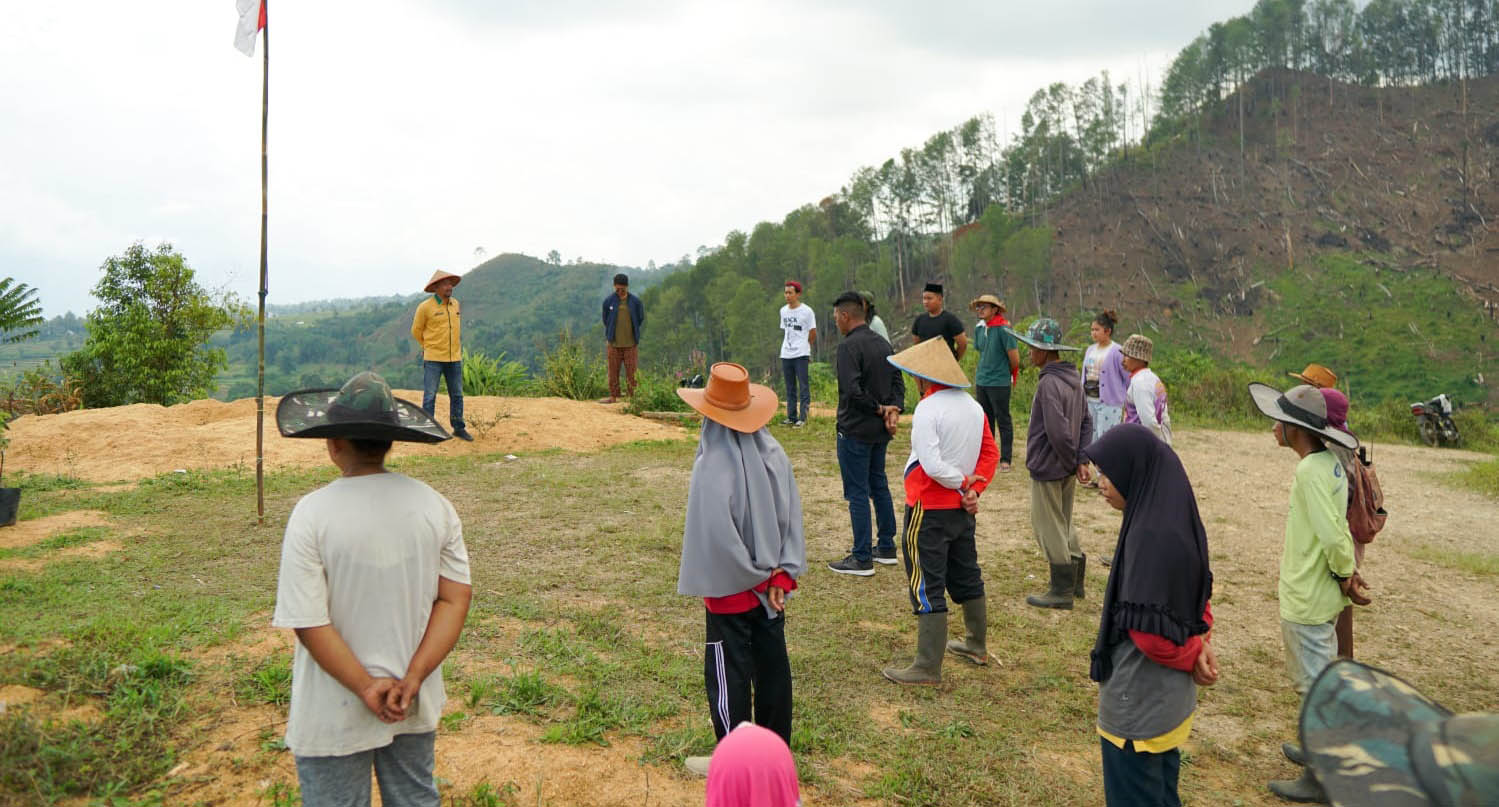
[1120,334,1173,445]
[779,281,817,427]
[272,372,471,807]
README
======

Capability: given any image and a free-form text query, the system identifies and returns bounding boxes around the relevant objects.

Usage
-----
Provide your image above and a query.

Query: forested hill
[217,253,673,397]
[637,0,1499,406]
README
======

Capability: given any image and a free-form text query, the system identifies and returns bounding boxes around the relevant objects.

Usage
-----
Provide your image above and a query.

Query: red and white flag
[233,0,266,56]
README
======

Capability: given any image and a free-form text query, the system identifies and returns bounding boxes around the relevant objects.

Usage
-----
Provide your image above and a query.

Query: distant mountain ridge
[216,253,675,397]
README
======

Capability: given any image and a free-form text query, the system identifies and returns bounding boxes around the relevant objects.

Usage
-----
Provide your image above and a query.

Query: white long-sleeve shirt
[1124,367,1173,445]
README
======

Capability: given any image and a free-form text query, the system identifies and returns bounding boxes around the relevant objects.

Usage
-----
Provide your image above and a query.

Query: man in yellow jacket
[411,270,473,441]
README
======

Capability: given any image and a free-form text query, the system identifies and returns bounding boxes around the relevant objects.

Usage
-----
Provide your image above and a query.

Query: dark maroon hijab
[1085,424,1213,682]
[1321,388,1356,437]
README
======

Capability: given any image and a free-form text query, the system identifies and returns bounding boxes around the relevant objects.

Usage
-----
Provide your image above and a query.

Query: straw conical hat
[887,336,970,388]
[424,270,461,293]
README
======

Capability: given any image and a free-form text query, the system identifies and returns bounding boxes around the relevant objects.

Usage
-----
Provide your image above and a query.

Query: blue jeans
[295,732,438,807]
[837,433,896,562]
[421,360,464,430]
[781,356,810,421]
[1100,736,1181,807]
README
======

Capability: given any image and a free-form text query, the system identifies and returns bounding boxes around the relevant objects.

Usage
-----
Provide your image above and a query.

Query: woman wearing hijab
[676,363,806,778]
[705,723,801,807]
[1085,425,1218,807]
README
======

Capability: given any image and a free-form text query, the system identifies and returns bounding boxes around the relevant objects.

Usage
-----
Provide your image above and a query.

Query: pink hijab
[705,724,800,807]
[1320,388,1355,436]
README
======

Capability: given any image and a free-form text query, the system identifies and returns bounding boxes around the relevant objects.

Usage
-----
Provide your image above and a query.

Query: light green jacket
[1279,450,1356,625]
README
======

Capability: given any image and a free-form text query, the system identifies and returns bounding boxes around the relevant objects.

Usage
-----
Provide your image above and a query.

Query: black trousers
[900,504,984,615]
[704,608,792,745]
[976,385,1014,463]
[1100,737,1182,807]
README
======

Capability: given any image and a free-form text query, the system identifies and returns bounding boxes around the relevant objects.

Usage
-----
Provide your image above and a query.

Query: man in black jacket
[828,292,906,576]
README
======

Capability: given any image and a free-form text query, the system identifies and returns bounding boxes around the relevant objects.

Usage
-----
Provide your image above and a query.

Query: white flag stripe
[233,0,262,56]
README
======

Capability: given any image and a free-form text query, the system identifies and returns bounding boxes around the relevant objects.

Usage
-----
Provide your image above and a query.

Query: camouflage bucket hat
[276,371,450,443]
[1301,659,1499,806]
[1013,317,1081,352]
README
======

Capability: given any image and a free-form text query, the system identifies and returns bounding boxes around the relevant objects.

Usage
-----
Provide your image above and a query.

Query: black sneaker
[827,554,875,577]
[452,429,475,442]
[872,547,898,565]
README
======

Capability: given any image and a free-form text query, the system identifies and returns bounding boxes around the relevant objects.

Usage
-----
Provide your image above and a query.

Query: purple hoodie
[1083,342,1130,407]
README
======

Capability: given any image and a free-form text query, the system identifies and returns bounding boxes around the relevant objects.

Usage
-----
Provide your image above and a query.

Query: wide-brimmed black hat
[1248,382,1358,450]
[277,371,450,443]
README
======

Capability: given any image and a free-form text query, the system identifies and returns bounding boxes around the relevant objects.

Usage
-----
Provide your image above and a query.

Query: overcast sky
[3,1,1255,317]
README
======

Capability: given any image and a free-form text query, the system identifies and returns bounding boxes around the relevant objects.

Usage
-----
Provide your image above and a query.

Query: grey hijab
[677,421,806,618]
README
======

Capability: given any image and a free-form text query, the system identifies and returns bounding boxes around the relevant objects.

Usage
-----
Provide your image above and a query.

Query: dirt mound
[6,393,688,483]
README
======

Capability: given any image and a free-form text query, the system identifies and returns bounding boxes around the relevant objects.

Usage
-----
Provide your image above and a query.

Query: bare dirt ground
[5,393,688,482]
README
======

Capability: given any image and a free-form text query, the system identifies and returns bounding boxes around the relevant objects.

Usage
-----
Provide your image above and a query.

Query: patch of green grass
[1454,457,1499,498]
[464,674,498,710]
[236,652,292,707]
[448,780,519,807]
[1409,545,1499,576]
[0,648,194,802]
[0,526,109,559]
[488,671,563,718]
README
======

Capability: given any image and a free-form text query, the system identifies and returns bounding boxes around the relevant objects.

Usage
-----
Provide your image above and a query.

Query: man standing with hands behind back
[828,291,905,577]
[601,273,645,404]
[411,270,473,441]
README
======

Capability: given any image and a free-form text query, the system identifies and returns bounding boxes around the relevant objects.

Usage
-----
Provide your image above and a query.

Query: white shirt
[904,387,985,490]
[1125,368,1173,445]
[779,304,817,359]
[273,473,471,757]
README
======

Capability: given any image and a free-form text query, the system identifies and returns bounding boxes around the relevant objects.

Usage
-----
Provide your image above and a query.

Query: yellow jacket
[411,295,462,362]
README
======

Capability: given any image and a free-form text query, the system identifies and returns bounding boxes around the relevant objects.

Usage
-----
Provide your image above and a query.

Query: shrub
[622,368,690,415]
[537,327,607,401]
[462,349,533,396]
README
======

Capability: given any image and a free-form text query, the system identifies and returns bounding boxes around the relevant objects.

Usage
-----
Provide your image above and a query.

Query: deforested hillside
[1042,68,1499,401]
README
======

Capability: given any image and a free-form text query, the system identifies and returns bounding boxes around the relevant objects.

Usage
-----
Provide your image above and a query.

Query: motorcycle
[1409,394,1461,447]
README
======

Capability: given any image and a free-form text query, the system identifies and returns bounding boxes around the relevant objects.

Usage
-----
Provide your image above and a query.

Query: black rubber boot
[1268,767,1327,803]
[883,613,946,685]
[1282,742,1308,766]
[946,599,988,665]
[1026,564,1075,610]
[1073,553,1087,599]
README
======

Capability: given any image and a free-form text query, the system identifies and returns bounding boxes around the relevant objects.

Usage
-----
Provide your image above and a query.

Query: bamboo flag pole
[255,2,269,525]
[234,0,269,522]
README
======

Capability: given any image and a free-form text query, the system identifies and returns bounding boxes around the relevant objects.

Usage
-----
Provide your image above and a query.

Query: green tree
[0,278,43,343]
[62,243,249,407]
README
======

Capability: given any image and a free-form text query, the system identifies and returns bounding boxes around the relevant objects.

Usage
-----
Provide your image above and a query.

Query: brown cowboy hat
[1289,363,1337,389]
[676,363,779,433]
[424,270,462,294]
[969,294,1006,313]
[887,336,971,388]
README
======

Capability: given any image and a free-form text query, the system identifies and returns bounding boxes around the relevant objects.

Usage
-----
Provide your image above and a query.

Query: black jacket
[835,324,905,443]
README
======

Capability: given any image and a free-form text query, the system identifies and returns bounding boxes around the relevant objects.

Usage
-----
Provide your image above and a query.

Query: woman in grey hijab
[675,363,806,777]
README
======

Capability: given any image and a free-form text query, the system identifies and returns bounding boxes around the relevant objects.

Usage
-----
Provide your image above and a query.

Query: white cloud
[1,0,1256,317]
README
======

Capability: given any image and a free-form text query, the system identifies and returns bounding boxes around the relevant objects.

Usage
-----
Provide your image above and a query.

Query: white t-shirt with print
[273,472,471,757]
[779,304,817,359]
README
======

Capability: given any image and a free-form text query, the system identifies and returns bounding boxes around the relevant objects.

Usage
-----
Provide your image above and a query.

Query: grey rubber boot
[946,598,988,665]
[1073,553,1087,599]
[1025,563,1076,610]
[1282,742,1308,766]
[883,612,946,685]
[1268,768,1327,803]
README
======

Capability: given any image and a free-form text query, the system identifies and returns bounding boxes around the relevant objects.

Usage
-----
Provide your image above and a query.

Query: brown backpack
[1347,445,1387,544]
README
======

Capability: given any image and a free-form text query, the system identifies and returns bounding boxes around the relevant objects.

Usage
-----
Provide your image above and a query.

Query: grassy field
[2,415,1497,806]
